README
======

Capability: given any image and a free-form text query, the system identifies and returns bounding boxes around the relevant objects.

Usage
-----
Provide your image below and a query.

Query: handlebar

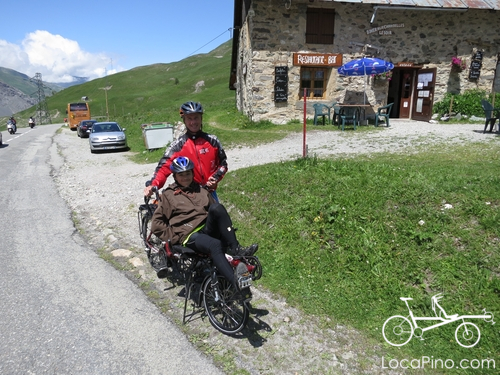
[144,185,160,204]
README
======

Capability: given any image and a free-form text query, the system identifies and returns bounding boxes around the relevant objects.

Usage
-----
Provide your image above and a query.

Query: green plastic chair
[375,103,394,127]
[339,107,359,131]
[481,99,500,133]
[330,102,341,125]
[313,103,330,125]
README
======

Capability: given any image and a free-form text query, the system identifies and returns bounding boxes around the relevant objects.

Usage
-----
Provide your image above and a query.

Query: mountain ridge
[0,67,82,116]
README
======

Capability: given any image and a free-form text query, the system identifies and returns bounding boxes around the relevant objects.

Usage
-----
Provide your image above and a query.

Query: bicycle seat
[171,244,197,257]
[400,297,413,301]
[438,311,459,320]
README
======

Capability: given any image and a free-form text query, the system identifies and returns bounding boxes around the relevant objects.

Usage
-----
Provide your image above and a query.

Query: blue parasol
[338,57,394,76]
[338,57,394,104]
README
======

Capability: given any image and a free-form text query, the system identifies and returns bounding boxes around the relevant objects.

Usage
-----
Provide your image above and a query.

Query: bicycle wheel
[455,322,480,348]
[202,274,249,335]
[382,315,414,346]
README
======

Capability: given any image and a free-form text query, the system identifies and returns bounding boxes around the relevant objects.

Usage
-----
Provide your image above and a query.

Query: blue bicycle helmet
[179,101,203,117]
[170,156,195,173]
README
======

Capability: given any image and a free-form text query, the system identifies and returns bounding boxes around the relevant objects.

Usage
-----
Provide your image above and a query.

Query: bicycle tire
[382,315,414,346]
[142,212,152,246]
[455,322,480,348]
[202,274,249,335]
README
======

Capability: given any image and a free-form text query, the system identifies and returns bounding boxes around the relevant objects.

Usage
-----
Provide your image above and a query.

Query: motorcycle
[29,118,35,128]
[7,120,17,134]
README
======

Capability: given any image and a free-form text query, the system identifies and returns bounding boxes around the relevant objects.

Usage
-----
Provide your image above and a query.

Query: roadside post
[303,88,308,157]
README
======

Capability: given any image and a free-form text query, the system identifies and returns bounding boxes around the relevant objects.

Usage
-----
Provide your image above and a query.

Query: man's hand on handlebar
[144,185,156,197]
[205,176,218,191]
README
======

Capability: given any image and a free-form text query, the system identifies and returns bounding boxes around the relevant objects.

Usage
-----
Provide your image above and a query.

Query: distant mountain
[0,67,86,116]
[53,76,89,88]
[0,81,37,117]
[0,67,58,95]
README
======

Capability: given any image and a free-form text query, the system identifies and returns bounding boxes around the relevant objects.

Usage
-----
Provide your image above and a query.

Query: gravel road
[53,120,498,374]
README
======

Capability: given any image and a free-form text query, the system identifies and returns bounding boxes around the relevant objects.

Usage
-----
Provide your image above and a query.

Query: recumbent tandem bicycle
[137,190,262,335]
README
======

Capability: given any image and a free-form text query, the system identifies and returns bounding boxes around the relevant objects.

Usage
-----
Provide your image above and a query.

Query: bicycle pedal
[238,275,252,289]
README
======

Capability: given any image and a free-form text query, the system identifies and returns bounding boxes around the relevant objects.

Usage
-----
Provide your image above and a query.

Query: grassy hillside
[43,40,236,124]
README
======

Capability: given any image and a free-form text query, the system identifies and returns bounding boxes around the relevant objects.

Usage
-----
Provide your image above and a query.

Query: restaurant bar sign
[293,53,342,67]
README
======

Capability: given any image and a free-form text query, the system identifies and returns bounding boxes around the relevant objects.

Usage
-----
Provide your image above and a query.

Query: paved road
[0,125,222,375]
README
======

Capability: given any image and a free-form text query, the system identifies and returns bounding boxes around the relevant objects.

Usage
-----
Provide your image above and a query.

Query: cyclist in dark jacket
[144,101,227,200]
[151,157,257,296]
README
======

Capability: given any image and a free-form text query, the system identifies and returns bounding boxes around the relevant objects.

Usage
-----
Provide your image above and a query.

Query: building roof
[324,0,500,10]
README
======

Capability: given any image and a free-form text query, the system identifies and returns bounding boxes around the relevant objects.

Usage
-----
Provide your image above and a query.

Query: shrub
[433,89,500,117]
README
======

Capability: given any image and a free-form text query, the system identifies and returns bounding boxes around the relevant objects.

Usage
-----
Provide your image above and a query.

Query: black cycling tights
[185,203,238,286]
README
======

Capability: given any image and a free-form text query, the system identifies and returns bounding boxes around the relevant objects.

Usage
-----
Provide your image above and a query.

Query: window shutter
[306,8,335,44]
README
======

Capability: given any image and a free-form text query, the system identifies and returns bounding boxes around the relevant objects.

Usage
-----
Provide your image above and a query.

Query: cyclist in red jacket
[144,101,228,200]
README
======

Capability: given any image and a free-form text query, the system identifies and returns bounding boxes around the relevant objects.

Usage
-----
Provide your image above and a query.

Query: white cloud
[0,31,123,83]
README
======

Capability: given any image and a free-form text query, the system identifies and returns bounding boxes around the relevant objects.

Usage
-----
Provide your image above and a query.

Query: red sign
[293,53,342,67]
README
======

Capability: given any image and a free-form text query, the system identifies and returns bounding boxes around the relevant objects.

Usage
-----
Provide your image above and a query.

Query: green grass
[124,106,304,164]
[219,143,500,371]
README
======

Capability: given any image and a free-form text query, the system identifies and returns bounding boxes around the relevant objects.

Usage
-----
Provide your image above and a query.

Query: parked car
[77,119,97,138]
[89,122,128,153]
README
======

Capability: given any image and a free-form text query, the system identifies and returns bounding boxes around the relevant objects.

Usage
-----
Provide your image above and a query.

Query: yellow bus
[66,102,91,130]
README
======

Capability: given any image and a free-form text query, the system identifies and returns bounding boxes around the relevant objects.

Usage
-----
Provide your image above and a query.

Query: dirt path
[52,121,498,374]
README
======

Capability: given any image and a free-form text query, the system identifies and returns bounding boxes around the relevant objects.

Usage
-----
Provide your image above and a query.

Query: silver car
[89,122,128,153]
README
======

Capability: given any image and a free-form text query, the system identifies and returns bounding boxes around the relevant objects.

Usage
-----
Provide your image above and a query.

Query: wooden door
[412,68,436,121]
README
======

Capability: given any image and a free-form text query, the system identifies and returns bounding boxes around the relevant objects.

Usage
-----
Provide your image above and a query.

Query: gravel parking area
[229,120,497,169]
[52,120,498,375]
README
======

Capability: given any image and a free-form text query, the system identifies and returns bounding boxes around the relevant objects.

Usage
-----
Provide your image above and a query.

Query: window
[300,68,328,99]
[69,103,88,111]
[306,8,335,44]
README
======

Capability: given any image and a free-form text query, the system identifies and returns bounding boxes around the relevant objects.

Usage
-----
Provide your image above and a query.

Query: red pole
[303,88,307,158]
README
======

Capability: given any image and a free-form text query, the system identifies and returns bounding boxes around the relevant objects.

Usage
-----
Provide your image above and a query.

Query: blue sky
[0,0,234,83]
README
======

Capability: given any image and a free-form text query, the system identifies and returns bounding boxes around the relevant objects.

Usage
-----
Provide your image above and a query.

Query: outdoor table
[338,104,372,125]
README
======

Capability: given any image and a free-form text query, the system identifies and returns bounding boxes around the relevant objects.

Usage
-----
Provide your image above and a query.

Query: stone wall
[234,0,500,123]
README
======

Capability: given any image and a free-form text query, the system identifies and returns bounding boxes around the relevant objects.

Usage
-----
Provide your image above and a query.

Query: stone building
[230,0,500,123]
